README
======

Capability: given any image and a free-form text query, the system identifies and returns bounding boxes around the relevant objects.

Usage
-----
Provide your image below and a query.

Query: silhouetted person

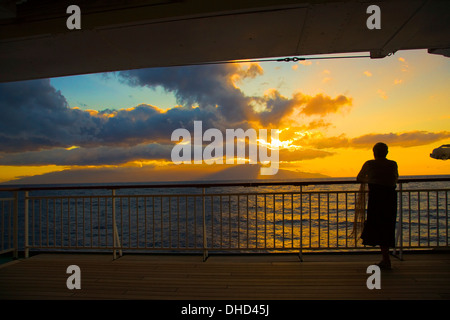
[357,142,398,269]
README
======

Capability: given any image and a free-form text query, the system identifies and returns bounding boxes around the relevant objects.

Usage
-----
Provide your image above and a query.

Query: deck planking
[0,252,449,300]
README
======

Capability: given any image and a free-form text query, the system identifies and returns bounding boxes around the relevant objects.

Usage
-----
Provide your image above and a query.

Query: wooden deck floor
[1,251,449,301]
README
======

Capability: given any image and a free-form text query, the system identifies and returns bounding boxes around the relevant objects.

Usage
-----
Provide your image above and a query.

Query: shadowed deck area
[1,251,450,300]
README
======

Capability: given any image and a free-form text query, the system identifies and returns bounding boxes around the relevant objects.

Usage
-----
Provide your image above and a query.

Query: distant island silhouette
[1,164,328,185]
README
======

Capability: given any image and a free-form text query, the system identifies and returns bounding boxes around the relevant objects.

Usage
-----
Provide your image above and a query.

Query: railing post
[298,185,303,262]
[24,191,29,258]
[13,191,18,259]
[112,190,123,260]
[394,183,403,260]
[202,187,208,262]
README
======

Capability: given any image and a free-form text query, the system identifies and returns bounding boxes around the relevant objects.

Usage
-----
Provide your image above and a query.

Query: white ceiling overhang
[0,0,449,82]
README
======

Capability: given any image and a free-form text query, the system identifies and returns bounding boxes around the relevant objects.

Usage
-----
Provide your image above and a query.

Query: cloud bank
[291,131,450,150]
[0,63,353,166]
[0,63,447,170]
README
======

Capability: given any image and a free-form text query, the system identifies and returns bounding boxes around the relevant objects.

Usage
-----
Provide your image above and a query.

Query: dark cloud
[0,64,354,168]
[296,131,450,150]
[279,148,334,161]
[0,79,105,152]
[118,63,259,126]
[350,131,450,148]
[0,79,221,153]
[256,90,302,127]
[118,64,353,128]
[0,143,173,166]
[301,94,352,116]
[95,104,222,146]
[300,134,350,149]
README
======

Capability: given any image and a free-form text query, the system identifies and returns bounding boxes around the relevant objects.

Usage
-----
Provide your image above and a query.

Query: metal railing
[0,177,448,260]
[0,192,18,258]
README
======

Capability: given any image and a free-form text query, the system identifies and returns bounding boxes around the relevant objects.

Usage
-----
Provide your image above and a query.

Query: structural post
[202,188,208,261]
[24,191,29,258]
[112,190,123,260]
[393,183,403,260]
[298,185,303,262]
[13,192,18,259]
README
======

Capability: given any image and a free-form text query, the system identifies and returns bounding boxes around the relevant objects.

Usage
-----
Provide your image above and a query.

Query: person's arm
[356,161,369,183]
[393,161,399,184]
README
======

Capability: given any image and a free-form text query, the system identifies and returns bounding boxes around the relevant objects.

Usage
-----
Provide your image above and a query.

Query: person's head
[373,142,388,159]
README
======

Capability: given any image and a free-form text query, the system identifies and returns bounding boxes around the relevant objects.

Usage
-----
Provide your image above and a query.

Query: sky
[0,49,449,184]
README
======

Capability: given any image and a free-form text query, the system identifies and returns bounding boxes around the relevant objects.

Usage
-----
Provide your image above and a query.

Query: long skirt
[361,183,397,247]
